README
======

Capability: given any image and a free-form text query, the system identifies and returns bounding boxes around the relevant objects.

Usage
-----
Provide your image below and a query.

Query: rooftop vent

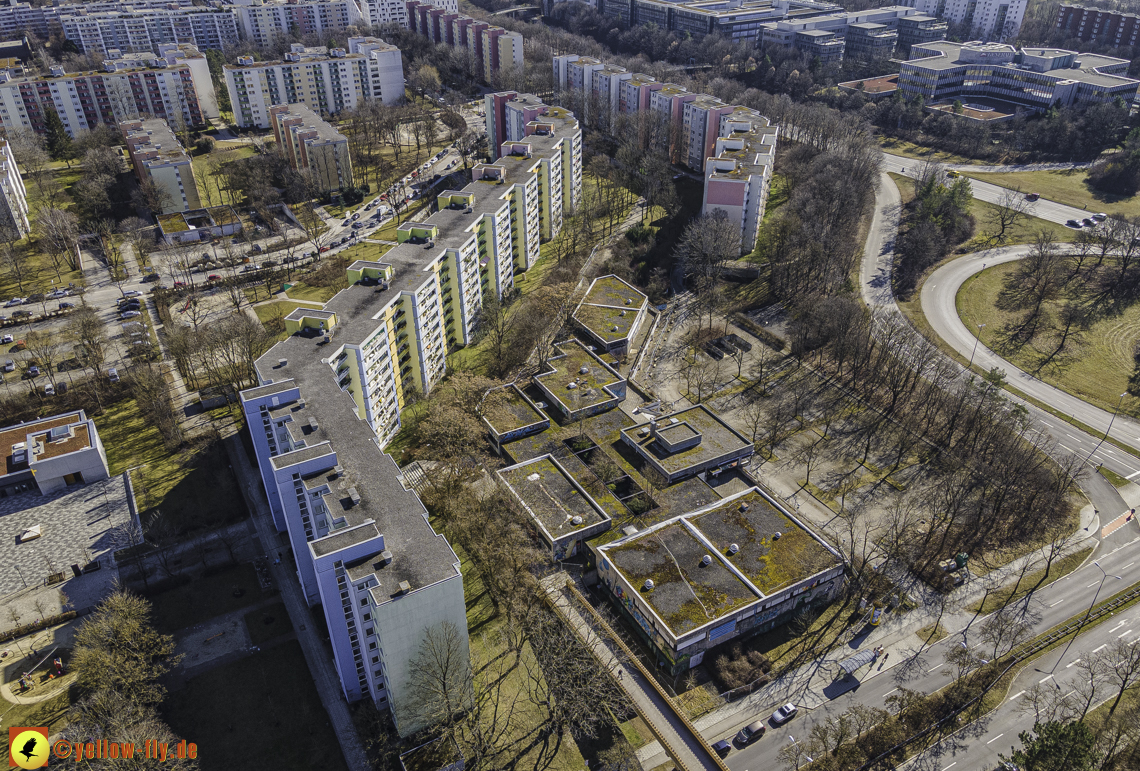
[378,549,393,565]
[526,472,540,482]
[567,382,577,390]
[570,515,583,526]
[297,398,306,409]
[397,580,411,594]
[611,325,619,332]
[740,502,750,512]
[19,525,41,542]
[623,525,639,536]
[620,310,627,316]
[347,487,361,506]
[773,532,782,540]
[638,427,650,437]
[700,554,712,567]
[625,298,632,305]
[49,425,70,442]
[579,366,589,375]
[727,543,739,556]
[278,357,287,367]
[643,579,655,591]
[333,464,344,477]
[308,417,319,431]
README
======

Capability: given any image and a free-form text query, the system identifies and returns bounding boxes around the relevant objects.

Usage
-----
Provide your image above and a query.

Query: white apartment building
[0,139,28,238]
[58,8,240,57]
[0,0,198,41]
[240,379,468,737]
[269,103,355,192]
[360,0,409,27]
[702,108,777,255]
[0,44,216,138]
[896,0,1026,41]
[120,118,201,213]
[225,37,403,129]
[233,0,365,47]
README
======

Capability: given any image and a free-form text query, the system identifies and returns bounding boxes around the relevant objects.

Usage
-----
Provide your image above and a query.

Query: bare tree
[987,186,1030,243]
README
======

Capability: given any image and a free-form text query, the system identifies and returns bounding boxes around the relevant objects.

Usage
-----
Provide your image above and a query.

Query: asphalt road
[724,530,1140,770]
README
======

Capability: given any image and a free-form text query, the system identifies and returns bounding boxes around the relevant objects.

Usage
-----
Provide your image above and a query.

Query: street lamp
[969,323,987,369]
[788,736,813,765]
[1050,560,1121,673]
[1085,393,1127,466]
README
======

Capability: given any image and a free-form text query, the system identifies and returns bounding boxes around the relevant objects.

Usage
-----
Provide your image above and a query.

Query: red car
[207,274,221,281]
[319,246,331,253]
[173,281,186,287]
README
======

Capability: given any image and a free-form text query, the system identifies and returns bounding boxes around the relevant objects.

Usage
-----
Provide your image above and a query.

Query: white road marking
[941,764,956,771]
[927,664,943,673]
[1066,659,1081,668]
[886,688,898,696]
[1050,599,1065,607]
[1009,691,1024,700]
[1089,582,1102,588]
[1093,644,1108,653]
[1060,444,1073,452]
[1125,562,1136,569]
[987,734,1004,744]
[1040,674,1054,683]
[1127,470,1140,479]
[1120,630,1133,638]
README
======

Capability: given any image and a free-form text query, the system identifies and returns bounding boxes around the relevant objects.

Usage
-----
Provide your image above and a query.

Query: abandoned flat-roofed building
[573,275,649,355]
[498,454,612,560]
[534,339,627,422]
[620,404,754,484]
[598,487,844,673]
[479,383,550,455]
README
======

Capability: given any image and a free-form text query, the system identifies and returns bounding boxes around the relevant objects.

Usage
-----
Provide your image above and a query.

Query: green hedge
[0,612,78,643]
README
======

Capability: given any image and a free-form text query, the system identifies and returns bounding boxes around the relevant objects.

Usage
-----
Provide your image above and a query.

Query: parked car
[43,383,54,396]
[12,310,31,318]
[108,367,119,383]
[1093,212,1107,221]
[118,301,140,311]
[1066,219,1082,228]
[771,704,798,724]
[26,293,43,303]
[352,213,360,220]
[27,365,39,377]
[142,273,159,282]
[1025,192,1040,201]
[352,222,364,229]
[319,246,331,253]
[120,310,142,319]
[173,280,186,287]
[711,739,731,757]
[4,298,23,307]
[339,237,349,245]
[1082,218,1096,228]
[58,302,74,310]
[207,274,221,281]
[253,243,264,253]
[2,360,13,373]
[1,334,12,344]
[735,720,765,744]
[47,289,67,299]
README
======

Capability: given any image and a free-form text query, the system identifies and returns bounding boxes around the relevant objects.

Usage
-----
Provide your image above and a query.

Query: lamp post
[1050,561,1121,674]
[788,736,813,767]
[1085,392,1127,466]
[969,323,987,369]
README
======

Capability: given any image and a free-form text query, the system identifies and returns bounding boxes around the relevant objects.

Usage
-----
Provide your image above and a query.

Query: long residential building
[1055,5,1140,46]
[225,37,403,128]
[0,0,197,41]
[0,44,216,138]
[233,0,365,48]
[894,0,1027,42]
[597,0,842,43]
[554,53,776,255]
[270,103,354,193]
[898,40,1140,111]
[58,8,240,57]
[0,139,28,238]
[120,118,201,213]
[403,0,522,82]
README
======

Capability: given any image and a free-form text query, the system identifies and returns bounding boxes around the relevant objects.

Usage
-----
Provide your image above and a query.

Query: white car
[43,383,54,396]
[1,334,12,344]
[47,289,67,299]
[4,298,23,307]
[771,704,798,724]
[120,310,142,319]
[122,290,142,298]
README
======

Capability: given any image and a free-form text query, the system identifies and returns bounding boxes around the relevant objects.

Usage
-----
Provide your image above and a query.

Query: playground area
[0,619,79,719]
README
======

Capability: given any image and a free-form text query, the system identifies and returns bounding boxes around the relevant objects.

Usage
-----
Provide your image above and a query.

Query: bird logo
[8,728,48,769]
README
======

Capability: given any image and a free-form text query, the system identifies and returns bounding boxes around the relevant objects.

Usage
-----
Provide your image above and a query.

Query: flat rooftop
[621,404,751,475]
[535,339,624,414]
[481,384,547,436]
[606,518,756,635]
[499,455,609,541]
[0,412,92,479]
[574,275,647,343]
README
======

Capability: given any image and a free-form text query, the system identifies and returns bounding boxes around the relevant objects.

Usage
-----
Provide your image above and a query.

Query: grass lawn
[1098,465,1131,488]
[254,300,324,341]
[191,145,257,208]
[162,640,347,771]
[957,262,1140,417]
[284,281,338,304]
[970,546,1093,614]
[243,602,293,647]
[961,167,1140,219]
[146,563,266,635]
[0,685,75,758]
[916,623,947,644]
[879,137,983,166]
[337,241,392,263]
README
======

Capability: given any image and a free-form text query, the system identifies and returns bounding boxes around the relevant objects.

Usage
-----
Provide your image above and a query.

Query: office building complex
[760,5,946,62]
[596,0,842,44]
[121,118,201,214]
[270,103,354,193]
[1056,5,1140,46]
[0,139,28,238]
[0,44,216,138]
[225,37,403,128]
[58,8,239,57]
[240,377,467,737]
[897,13,949,55]
[554,54,775,253]
[233,0,365,47]
[895,0,1027,42]
[899,41,1140,111]
[403,1,522,81]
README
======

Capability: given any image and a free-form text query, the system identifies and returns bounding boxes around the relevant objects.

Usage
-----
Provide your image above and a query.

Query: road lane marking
[1120,630,1133,638]
[885,688,898,696]
[1093,644,1108,653]
[987,734,1004,744]
[941,764,956,771]
[1127,470,1140,479]
[1009,691,1024,700]
[1067,659,1081,668]
[927,664,943,673]
[1125,562,1136,569]
[1050,599,1065,607]
[1089,582,1102,588]
[1040,674,1054,683]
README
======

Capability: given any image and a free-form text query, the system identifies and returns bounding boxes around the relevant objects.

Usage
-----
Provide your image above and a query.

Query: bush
[713,643,772,690]
[194,136,215,154]
[0,612,78,643]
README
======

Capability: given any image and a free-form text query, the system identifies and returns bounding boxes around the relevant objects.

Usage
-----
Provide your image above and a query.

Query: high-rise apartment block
[0,140,28,238]
[403,0,522,82]
[1055,5,1140,46]
[120,118,201,213]
[555,54,775,255]
[58,8,239,57]
[225,37,403,128]
[233,0,365,47]
[270,103,354,193]
[895,0,1026,42]
[0,44,216,138]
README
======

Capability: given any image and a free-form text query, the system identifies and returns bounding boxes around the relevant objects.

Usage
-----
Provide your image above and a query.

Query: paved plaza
[0,473,136,597]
